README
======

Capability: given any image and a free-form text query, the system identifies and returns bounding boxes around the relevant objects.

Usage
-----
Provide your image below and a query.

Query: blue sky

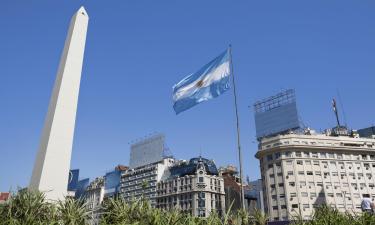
[1,1,374,191]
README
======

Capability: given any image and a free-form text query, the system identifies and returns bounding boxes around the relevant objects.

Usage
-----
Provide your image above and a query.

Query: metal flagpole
[228,45,245,210]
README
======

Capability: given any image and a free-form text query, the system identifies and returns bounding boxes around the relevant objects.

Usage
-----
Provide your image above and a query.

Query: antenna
[332,98,341,128]
[337,90,348,127]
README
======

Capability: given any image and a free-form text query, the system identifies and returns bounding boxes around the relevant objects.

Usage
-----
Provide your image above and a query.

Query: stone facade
[256,130,375,221]
[156,157,225,217]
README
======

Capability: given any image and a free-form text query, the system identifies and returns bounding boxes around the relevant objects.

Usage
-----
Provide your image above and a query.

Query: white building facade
[83,177,105,225]
[256,131,375,221]
[120,157,175,207]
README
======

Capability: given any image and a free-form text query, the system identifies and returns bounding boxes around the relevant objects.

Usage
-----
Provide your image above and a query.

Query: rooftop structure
[253,89,300,140]
[129,134,169,169]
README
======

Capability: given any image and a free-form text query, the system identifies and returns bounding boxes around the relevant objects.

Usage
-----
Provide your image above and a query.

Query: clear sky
[1,1,374,191]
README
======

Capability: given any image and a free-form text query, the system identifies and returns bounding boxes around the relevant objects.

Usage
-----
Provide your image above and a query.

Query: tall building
[29,7,89,200]
[256,128,375,221]
[120,157,175,207]
[156,157,225,217]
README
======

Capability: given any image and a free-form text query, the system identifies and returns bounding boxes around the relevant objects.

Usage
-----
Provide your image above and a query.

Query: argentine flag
[173,49,231,114]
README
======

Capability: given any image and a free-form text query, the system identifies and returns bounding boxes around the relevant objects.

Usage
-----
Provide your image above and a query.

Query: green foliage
[292,205,375,225]
[8,190,375,225]
[57,198,90,225]
[0,189,58,225]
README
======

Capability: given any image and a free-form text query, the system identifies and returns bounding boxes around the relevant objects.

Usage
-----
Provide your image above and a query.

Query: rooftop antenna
[332,98,341,128]
[337,89,348,127]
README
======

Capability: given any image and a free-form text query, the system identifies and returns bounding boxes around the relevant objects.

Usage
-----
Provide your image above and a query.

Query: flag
[172,49,231,114]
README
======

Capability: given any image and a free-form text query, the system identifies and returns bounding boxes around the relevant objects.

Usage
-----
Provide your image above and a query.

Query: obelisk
[29,6,89,201]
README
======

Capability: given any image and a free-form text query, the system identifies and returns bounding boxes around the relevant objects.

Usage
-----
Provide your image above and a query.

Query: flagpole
[228,45,245,210]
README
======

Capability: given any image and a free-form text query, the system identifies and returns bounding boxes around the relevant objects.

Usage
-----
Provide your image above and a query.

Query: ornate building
[156,157,225,217]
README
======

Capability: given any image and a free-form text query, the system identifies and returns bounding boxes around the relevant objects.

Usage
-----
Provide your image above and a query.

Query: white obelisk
[29,6,89,201]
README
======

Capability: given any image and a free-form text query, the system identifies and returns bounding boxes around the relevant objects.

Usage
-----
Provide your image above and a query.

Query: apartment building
[256,128,375,221]
[120,157,175,207]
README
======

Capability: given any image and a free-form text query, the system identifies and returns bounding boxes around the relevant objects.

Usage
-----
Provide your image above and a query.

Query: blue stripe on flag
[172,49,231,114]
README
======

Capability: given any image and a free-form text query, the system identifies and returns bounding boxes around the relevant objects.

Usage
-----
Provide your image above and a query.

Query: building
[156,157,225,217]
[0,192,10,204]
[120,157,175,206]
[84,177,105,225]
[104,165,129,199]
[246,179,265,213]
[220,165,242,212]
[255,128,375,221]
[358,126,375,138]
[220,166,263,215]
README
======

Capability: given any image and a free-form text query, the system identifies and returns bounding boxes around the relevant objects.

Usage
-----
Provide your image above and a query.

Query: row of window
[264,151,375,162]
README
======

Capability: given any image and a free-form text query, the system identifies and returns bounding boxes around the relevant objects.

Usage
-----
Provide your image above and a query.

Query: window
[267,155,273,161]
[295,152,302,157]
[307,171,313,175]
[301,192,308,197]
[286,160,293,165]
[198,177,204,183]
[297,160,303,165]
[292,204,298,208]
[313,161,319,166]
